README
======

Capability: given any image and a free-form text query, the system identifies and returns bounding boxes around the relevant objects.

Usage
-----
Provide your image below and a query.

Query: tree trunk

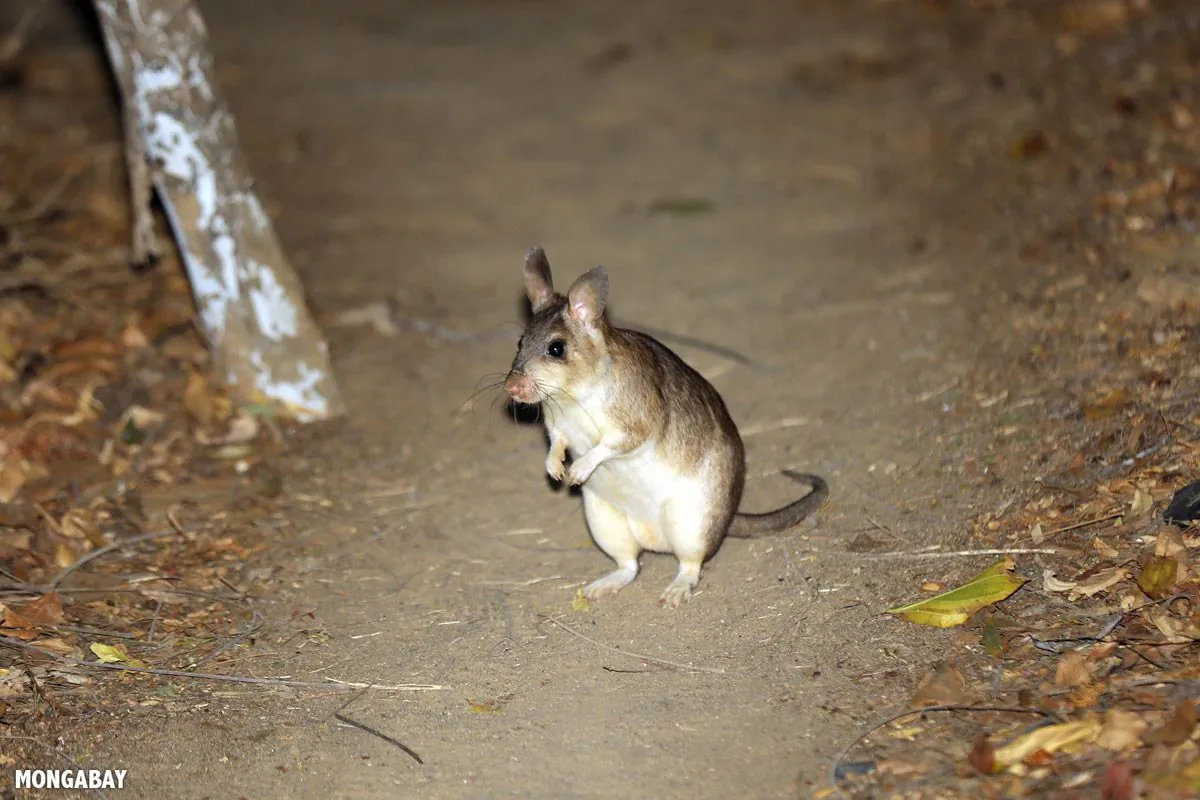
[93,0,343,422]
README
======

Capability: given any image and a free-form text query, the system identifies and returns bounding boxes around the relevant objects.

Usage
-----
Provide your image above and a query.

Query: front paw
[566,459,594,486]
[545,455,566,482]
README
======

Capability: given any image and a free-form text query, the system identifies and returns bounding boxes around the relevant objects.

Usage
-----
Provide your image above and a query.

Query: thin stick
[1042,512,1123,538]
[538,614,725,674]
[828,704,1058,795]
[188,609,263,668]
[75,661,445,691]
[335,689,424,765]
[864,547,1058,561]
[0,636,443,691]
[0,0,46,66]
[44,529,178,590]
[0,735,109,800]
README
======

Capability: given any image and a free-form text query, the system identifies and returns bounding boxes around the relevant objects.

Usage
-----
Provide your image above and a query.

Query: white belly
[545,400,713,541]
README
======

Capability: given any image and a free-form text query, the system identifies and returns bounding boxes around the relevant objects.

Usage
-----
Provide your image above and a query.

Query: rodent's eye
[547,339,566,359]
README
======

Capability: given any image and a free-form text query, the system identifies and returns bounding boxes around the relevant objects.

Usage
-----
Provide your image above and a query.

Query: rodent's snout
[504,372,539,404]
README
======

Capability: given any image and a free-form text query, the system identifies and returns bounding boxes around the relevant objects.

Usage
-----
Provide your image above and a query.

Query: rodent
[504,248,829,607]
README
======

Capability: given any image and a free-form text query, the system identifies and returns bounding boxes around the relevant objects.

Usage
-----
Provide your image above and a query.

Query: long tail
[726,471,829,539]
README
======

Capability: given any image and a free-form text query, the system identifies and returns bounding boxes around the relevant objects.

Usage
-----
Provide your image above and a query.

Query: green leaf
[89,642,146,668]
[647,197,716,217]
[980,620,1004,657]
[120,417,144,445]
[887,558,1027,628]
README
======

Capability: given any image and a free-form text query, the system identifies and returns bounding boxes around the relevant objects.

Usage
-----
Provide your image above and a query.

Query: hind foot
[658,559,702,608]
[584,560,638,599]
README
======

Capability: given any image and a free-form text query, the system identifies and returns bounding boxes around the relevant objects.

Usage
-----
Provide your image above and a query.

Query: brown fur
[506,248,828,602]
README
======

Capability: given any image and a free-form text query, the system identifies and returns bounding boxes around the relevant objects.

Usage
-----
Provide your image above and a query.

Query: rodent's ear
[566,266,609,330]
[523,247,556,312]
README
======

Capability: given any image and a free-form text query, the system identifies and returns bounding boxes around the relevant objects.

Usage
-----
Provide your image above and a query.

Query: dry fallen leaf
[1091,537,1120,559]
[1057,567,1131,601]
[967,734,996,774]
[184,371,223,424]
[1,606,40,640]
[1100,761,1136,800]
[993,717,1103,770]
[60,508,105,547]
[1129,486,1154,517]
[35,638,80,657]
[197,412,259,446]
[909,662,971,707]
[1142,606,1194,644]
[1152,527,1190,583]
[1096,710,1148,751]
[1143,700,1197,747]
[1043,569,1079,592]
[1054,651,1093,688]
[0,460,29,504]
[12,592,65,627]
[1083,388,1129,420]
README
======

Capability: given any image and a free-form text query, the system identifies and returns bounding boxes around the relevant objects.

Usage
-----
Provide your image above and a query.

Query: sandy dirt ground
[5,0,1196,798]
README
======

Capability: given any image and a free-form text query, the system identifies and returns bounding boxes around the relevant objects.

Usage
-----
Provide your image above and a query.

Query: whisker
[453,378,506,420]
[533,380,600,430]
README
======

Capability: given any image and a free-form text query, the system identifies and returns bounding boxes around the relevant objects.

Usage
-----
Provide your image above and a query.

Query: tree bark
[93,0,344,421]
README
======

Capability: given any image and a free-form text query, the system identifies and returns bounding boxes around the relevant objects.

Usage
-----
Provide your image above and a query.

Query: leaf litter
[833,0,1200,797]
[0,11,357,757]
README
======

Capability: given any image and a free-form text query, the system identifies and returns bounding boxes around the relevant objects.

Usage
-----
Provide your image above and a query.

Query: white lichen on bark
[93,0,343,421]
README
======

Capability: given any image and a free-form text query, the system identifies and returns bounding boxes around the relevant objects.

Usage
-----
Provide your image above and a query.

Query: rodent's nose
[505,372,537,403]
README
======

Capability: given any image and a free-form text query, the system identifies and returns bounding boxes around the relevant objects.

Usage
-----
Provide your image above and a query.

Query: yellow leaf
[571,589,591,613]
[468,699,504,714]
[993,718,1102,769]
[89,642,146,668]
[887,559,1027,628]
[1137,555,1178,599]
[89,643,124,663]
[1096,709,1148,751]
[975,555,1017,578]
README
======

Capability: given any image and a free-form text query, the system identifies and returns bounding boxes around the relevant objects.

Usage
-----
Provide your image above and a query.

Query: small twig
[1090,613,1125,641]
[323,677,445,691]
[864,547,1058,561]
[0,169,78,226]
[828,704,1059,795]
[335,688,424,765]
[1042,512,1123,538]
[0,636,444,691]
[145,599,163,643]
[165,506,190,539]
[1124,644,1166,670]
[0,735,109,800]
[33,501,63,536]
[864,515,892,534]
[51,624,141,641]
[217,575,249,599]
[914,379,959,403]
[189,609,263,669]
[538,614,725,674]
[43,529,178,590]
[0,0,46,66]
